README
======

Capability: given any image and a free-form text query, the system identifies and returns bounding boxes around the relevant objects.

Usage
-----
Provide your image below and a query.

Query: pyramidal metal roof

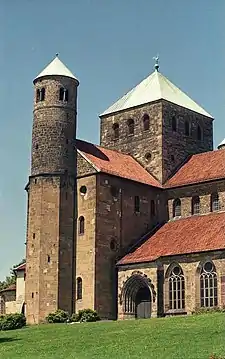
[100,69,213,118]
[34,55,78,82]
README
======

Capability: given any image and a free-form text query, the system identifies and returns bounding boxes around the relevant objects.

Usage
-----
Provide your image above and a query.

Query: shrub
[71,309,100,323]
[193,306,225,315]
[46,309,70,323]
[0,313,26,331]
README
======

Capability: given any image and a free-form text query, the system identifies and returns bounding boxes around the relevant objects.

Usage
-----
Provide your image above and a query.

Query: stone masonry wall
[167,179,225,220]
[100,102,163,182]
[94,173,165,319]
[76,175,97,313]
[117,250,225,319]
[162,101,213,182]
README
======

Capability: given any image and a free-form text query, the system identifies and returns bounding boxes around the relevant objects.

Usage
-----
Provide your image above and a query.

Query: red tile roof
[0,284,16,293]
[165,150,225,187]
[77,140,161,188]
[118,212,225,265]
[14,263,26,271]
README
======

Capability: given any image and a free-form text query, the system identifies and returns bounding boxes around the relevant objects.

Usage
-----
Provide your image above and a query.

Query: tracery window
[169,266,185,310]
[200,262,217,307]
[192,196,200,215]
[173,198,181,217]
[210,193,220,212]
[112,123,119,139]
[143,114,150,131]
[127,119,134,135]
[77,277,82,300]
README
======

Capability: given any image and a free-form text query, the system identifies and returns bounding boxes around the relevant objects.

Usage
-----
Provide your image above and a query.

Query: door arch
[135,286,151,318]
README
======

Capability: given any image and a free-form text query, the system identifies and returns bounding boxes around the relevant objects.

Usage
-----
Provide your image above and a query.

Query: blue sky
[0,1,224,279]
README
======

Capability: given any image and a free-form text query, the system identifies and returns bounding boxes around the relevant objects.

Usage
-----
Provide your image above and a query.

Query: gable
[77,151,98,177]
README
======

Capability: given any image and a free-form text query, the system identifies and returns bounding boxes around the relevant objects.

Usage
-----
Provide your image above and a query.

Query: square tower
[100,65,213,183]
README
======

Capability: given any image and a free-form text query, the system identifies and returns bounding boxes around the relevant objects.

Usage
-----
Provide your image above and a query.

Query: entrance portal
[135,287,151,319]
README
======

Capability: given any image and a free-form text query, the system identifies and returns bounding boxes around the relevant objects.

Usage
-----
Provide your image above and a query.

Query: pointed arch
[166,263,185,310]
[199,261,217,308]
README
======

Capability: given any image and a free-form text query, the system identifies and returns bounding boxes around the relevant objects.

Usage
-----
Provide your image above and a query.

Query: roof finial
[153,55,159,72]
[55,53,59,57]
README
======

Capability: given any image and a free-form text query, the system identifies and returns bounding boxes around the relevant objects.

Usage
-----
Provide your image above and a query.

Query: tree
[0,259,26,291]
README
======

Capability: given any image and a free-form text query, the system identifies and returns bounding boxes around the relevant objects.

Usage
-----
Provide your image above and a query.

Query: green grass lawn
[0,313,224,359]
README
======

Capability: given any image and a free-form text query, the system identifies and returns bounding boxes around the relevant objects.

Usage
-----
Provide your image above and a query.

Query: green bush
[46,309,70,323]
[0,313,26,331]
[71,309,100,323]
[193,306,225,315]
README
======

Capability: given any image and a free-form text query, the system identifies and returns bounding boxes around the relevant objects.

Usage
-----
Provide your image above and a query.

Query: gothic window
[36,89,40,102]
[185,120,190,136]
[78,216,85,235]
[200,262,217,307]
[197,125,202,141]
[169,265,185,310]
[192,196,200,215]
[40,88,45,101]
[59,87,69,102]
[172,116,177,132]
[143,114,150,131]
[210,193,220,212]
[112,123,119,139]
[134,196,140,213]
[150,199,156,217]
[77,277,82,300]
[173,198,181,217]
[127,119,134,135]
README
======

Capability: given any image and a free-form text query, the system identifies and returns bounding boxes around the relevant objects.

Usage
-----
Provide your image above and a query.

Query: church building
[2,55,225,323]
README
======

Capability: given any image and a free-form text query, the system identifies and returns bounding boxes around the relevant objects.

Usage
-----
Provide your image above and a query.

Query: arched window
[127,119,134,135]
[143,114,150,131]
[150,200,156,217]
[210,193,220,212]
[134,196,140,213]
[77,277,82,300]
[197,125,202,141]
[185,120,190,136]
[112,123,119,139]
[169,265,185,310]
[40,88,45,101]
[200,262,217,307]
[192,196,200,215]
[173,198,181,217]
[172,116,177,132]
[59,87,69,102]
[78,216,85,235]
[36,89,40,102]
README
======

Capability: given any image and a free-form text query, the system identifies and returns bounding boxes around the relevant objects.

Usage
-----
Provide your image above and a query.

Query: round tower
[25,55,79,324]
[32,54,79,176]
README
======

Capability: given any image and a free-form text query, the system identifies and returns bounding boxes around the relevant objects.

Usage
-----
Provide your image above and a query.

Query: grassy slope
[0,313,224,359]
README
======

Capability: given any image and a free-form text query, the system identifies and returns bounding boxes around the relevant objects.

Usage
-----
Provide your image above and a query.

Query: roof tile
[118,212,225,265]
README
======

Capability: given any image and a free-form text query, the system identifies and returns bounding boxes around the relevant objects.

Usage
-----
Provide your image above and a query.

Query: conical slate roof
[34,55,78,82]
[100,70,212,118]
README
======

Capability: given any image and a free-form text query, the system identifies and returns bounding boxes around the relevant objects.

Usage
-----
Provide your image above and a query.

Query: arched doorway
[121,273,153,319]
[135,286,151,319]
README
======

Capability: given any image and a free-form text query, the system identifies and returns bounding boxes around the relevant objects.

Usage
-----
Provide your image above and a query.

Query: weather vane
[153,55,159,71]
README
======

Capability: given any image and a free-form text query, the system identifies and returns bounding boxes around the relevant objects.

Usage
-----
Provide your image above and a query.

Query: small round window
[203,262,213,273]
[172,266,181,276]
[80,186,87,196]
[110,239,117,251]
[145,152,152,162]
